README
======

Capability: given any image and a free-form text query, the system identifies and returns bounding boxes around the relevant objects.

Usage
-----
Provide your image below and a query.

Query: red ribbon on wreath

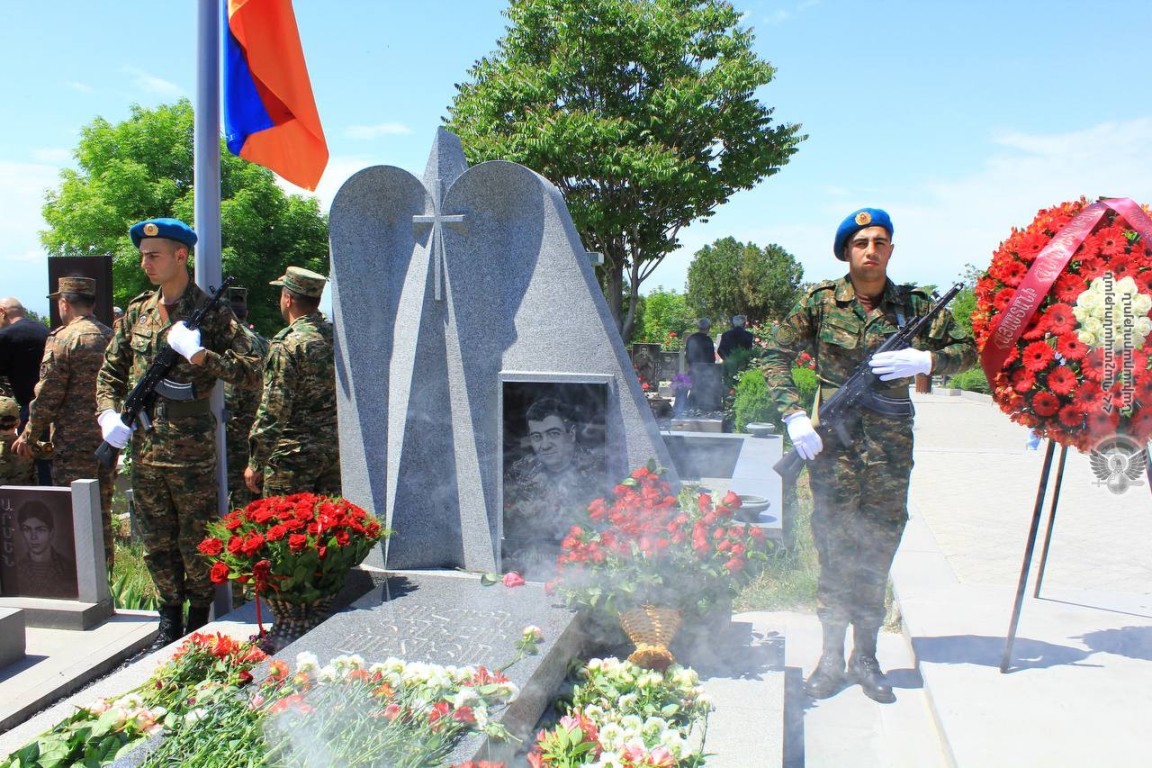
[980,197,1152,382]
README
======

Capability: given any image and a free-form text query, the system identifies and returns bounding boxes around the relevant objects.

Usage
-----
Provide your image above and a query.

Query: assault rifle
[773,282,963,483]
[95,277,235,469]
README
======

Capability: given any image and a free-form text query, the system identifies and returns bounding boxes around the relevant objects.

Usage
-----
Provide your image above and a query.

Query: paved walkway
[892,390,1152,767]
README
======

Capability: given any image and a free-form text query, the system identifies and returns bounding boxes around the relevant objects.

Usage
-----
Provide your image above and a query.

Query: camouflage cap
[0,396,18,425]
[48,276,96,299]
[270,266,327,299]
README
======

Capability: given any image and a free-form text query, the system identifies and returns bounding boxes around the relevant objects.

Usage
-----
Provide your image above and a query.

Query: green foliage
[949,366,990,393]
[40,99,329,338]
[633,286,695,347]
[792,365,819,410]
[950,286,976,336]
[446,0,804,339]
[732,368,773,432]
[110,539,160,611]
[687,236,803,326]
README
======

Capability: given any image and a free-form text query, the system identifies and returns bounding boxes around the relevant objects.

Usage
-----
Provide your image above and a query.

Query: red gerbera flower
[1045,366,1078,396]
[1057,405,1084,428]
[1056,334,1087,361]
[1011,369,1036,393]
[1043,303,1076,336]
[1052,273,1088,303]
[1021,340,1055,372]
[1031,391,1060,417]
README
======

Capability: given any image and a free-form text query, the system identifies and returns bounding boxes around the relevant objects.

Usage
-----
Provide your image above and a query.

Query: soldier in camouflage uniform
[760,208,976,703]
[14,277,115,568]
[223,288,268,510]
[96,218,260,650]
[244,267,339,498]
[0,396,35,485]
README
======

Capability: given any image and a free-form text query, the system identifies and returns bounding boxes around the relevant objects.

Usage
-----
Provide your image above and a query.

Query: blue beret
[833,208,893,260]
[129,218,198,249]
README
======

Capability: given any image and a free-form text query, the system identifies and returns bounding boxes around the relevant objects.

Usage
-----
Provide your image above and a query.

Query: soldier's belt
[820,385,910,401]
[155,398,212,420]
[820,385,913,418]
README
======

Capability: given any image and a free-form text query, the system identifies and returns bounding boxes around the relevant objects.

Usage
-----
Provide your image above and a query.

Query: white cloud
[0,161,59,314]
[763,0,819,25]
[67,81,94,93]
[123,67,183,98]
[345,122,412,140]
[271,154,381,213]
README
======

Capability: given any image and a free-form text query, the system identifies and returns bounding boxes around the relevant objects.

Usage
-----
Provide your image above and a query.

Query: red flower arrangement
[973,198,1152,450]
[549,462,770,617]
[198,493,388,603]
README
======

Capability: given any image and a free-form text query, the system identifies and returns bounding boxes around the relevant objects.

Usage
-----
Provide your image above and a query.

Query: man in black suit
[0,297,51,483]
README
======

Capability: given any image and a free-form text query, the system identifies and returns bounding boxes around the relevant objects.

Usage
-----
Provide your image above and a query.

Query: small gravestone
[0,481,111,629]
[0,607,25,668]
[330,128,677,573]
[689,363,725,412]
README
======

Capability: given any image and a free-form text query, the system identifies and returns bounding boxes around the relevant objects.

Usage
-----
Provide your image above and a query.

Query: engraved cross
[412,178,466,301]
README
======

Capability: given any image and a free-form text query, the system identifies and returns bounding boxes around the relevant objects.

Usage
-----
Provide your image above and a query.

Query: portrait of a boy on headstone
[10,498,78,599]
[502,388,608,580]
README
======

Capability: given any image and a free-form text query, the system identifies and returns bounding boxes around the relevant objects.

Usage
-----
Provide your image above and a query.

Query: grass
[108,491,161,611]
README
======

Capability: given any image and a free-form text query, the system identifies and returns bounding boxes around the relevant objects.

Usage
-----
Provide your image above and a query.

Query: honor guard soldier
[760,208,976,703]
[96,218,261,650]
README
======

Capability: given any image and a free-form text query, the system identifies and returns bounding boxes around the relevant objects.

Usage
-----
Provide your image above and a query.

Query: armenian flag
[224,0,328,191]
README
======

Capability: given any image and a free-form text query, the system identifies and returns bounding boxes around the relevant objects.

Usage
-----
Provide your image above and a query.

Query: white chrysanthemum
[331,654,365,671]
[1074,275,1152,351]
[617,692,639,710]
[295,651,320,673]
[317,664,340,683]
[598,721,626,747]
[452,687,480,709]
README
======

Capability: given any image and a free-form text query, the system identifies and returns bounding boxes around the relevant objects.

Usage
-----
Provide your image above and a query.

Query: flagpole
[195,0,231,620]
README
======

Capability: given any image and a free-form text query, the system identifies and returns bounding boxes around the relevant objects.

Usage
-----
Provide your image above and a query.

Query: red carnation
[502,572,525,588]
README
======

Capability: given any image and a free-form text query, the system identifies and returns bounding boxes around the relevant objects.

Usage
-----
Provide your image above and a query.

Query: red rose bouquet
[973,198,1152,451]
[549,462,771,618]
[198,493,389,603]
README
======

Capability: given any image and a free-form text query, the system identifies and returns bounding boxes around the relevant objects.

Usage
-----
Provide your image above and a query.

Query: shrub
[949,366,989,394]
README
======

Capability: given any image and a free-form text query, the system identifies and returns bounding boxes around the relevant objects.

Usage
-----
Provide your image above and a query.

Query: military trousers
[808,408,914,629]
[133,459,218,606]
[262,450,341,499]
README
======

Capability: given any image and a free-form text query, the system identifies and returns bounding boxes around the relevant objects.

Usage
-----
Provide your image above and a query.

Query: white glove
[167,321,205,363]
[869,348,933,381]
[98,409,133,449]
[784,412,823,460]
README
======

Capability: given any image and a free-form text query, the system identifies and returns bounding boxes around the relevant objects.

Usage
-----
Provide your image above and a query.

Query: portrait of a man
[12,499,78,599]
[502,386,609,580]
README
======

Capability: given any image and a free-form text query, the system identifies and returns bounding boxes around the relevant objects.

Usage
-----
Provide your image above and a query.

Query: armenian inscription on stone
[331,602,518,665]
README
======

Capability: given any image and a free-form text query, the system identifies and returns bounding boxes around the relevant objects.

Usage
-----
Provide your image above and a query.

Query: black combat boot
[148,604,184,652]
[804,620,847,699]
[185,605,211,634]
[848,625,896,703]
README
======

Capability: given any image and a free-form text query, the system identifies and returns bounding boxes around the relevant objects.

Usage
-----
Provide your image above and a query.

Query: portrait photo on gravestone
[0,487,79,599]
[501,381,610,580]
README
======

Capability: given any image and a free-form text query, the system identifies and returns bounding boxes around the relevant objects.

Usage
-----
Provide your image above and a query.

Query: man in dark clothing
[0,297,52,483]
[717,315,755,360]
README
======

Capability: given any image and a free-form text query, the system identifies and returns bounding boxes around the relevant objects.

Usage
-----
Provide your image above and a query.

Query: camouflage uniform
[96,285,260,607]
[21,315,116,566]
[761,276,976,628]
[224,325,268,510]
[0,396,35,485]
[248,311,340,497]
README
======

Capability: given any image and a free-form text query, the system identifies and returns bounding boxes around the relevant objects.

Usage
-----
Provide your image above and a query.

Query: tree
[40,100,329,337]
[633,286,695,347]
[446,0,803,340]
[686,236,803,326]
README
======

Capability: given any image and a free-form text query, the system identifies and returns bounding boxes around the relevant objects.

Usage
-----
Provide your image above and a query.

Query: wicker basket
[618,605,683,670]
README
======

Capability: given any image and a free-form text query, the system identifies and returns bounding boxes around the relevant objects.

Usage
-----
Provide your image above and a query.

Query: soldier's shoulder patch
[775,325,799,345]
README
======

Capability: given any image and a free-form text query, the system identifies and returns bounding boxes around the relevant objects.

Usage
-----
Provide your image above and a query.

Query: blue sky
[3,0,1152,318]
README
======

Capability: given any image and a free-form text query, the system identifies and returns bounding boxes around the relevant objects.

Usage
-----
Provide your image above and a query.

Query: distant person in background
[15,277,115,568]
[684,318,716,410]
[245,267,339,498]
[717,315,755,360]
[224,287,268,510]
[0,297,52,484]
[15,500,77,599]
[0,396,35,485]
